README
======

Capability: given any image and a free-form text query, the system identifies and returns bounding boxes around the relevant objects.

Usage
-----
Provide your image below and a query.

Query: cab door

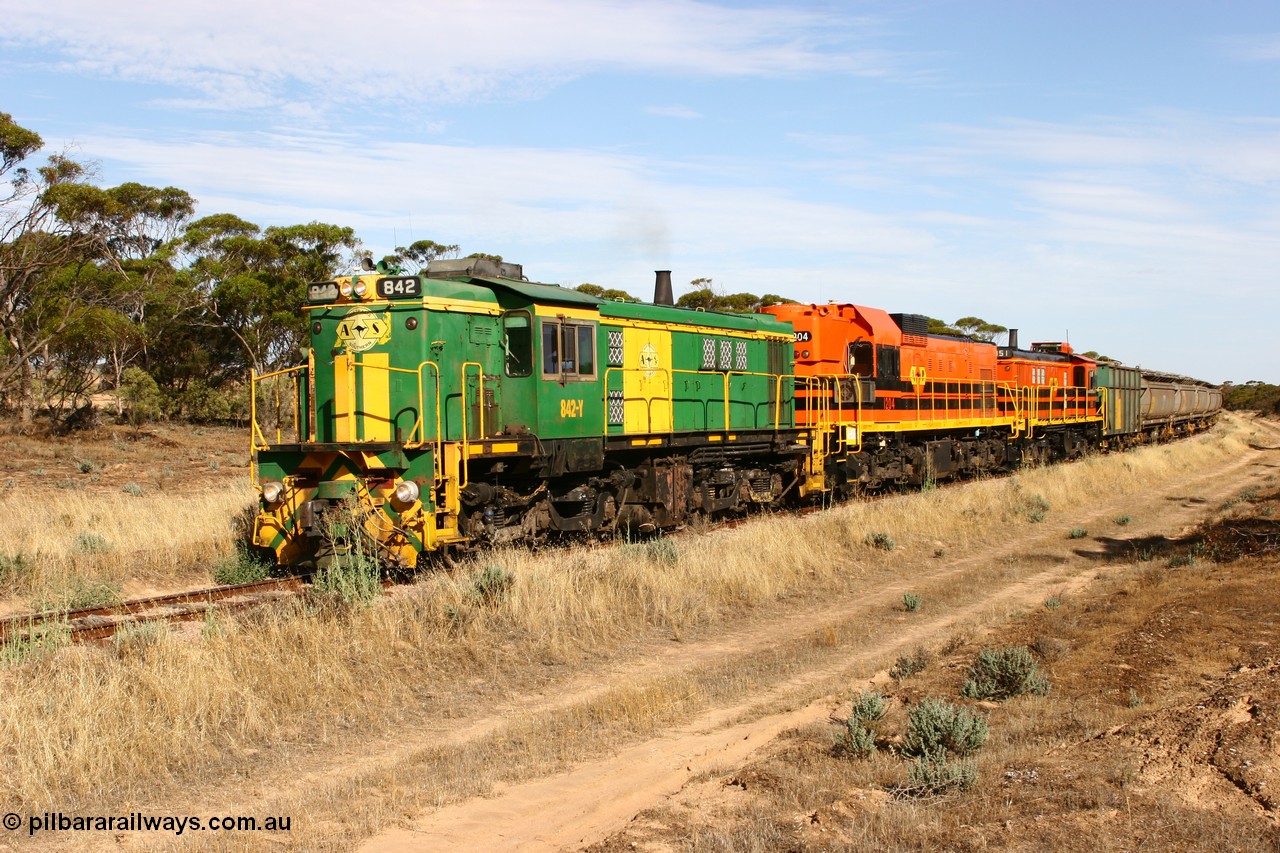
[537,316,603,439]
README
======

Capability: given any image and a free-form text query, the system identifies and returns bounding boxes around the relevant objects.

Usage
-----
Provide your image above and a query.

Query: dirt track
[351,424,1280,852]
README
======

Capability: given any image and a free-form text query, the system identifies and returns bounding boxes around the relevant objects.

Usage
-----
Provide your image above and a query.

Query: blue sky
[3,0,1278,383]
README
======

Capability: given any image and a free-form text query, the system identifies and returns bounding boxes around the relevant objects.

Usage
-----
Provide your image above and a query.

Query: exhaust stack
[654,270,673,306]
[1007,328,1019,350]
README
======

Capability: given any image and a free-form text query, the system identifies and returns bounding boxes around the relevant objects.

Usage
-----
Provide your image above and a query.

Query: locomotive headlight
[339,280,354,297]
[394,480,420,504]
[352,280,368,298]
[261,481,285,504]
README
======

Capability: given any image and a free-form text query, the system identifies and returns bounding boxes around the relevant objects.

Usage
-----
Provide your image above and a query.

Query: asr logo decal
[335,309,392,353]
[639,342,659,378]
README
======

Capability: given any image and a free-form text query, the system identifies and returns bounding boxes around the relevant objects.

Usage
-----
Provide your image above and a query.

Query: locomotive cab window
[540,319,597,380]
[503,311,532,377]
[847,340,874,376]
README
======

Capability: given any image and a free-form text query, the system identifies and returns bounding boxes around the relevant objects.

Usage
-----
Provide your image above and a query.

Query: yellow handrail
[250,365,309,450]
[602,366,802,435]
[459,362,485,488]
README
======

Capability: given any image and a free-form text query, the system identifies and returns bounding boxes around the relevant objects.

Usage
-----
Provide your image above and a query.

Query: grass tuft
[32,576,121,613]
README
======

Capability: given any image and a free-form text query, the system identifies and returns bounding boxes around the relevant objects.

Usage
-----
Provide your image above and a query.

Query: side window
[504,311,532,377]
[540,319,597,380]
[575,325,595,377]
[542,321,560,375]
[847,341,874,376]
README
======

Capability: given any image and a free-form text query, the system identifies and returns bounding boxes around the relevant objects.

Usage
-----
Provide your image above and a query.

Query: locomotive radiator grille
[607,390,624,425]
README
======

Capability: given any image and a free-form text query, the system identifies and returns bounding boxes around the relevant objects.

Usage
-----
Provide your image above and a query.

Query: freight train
[249,258,1221,571]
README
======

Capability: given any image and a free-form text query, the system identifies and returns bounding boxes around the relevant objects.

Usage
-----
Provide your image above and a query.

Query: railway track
[0,576,306,645]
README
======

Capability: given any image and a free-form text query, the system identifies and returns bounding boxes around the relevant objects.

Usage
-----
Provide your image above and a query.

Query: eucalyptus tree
[0,112,195,422]
[179,215,361,375]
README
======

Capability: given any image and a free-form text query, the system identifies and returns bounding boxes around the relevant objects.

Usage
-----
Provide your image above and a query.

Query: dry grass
[0,486,254,603]
[0,415,1261,845]
[0,422,252,610]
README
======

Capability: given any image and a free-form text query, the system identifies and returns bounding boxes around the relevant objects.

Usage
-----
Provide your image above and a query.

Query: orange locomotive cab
[996,335,1101,459]
[762,303,1003,430]
[761,302,1015,490]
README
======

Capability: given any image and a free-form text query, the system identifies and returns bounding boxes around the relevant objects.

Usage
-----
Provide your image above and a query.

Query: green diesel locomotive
[251,259,811,571]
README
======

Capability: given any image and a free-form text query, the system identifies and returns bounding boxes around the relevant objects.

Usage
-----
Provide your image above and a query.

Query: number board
[376,276,422,299]
[307,282,339,303]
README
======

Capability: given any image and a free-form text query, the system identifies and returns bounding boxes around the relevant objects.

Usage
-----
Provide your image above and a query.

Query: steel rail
[0,576,306,645]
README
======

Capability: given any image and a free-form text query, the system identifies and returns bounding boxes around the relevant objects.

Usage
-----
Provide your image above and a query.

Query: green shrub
[213,550,272,586]
[1043,596,1061,609]
[121,483,145,497]
[33,577,121,613]
[849,690,888,724]
[1114,514,1132,526]
[472,564,514,604]
[1068,527,1087,539]
[119,366,163,427]
[1,622,70,667]
[901,697,988,758]
[75,531,111,554]
[834,721,877,759]
[891,647,931,680]
[865,531,896,551]
[899,749,978,797]
[0,552,31,591]
[112,621,166,658]
[642,537,679,566]
[313,500,382,607]
[313,549,381,606]
[961,645,1051,700]
[76,459,97,474]
[1025,494,1050,523]
[902,592,922,612]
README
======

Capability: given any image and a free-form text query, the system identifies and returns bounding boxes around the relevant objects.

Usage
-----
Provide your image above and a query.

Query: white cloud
[935,115,1280,185]
[1219,33,1280,62]
[74,127,934,272]
[1020,180,1197,220]
[0,0,896,114]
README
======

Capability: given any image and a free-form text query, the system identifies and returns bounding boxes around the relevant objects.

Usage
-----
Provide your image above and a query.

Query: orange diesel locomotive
[761,303,1103,495]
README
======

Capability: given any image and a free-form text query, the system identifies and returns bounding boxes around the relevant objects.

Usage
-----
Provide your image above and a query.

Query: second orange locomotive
[761,301,1198,496]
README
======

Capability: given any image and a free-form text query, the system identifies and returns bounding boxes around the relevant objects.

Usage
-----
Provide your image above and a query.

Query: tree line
[0,113,490,430]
